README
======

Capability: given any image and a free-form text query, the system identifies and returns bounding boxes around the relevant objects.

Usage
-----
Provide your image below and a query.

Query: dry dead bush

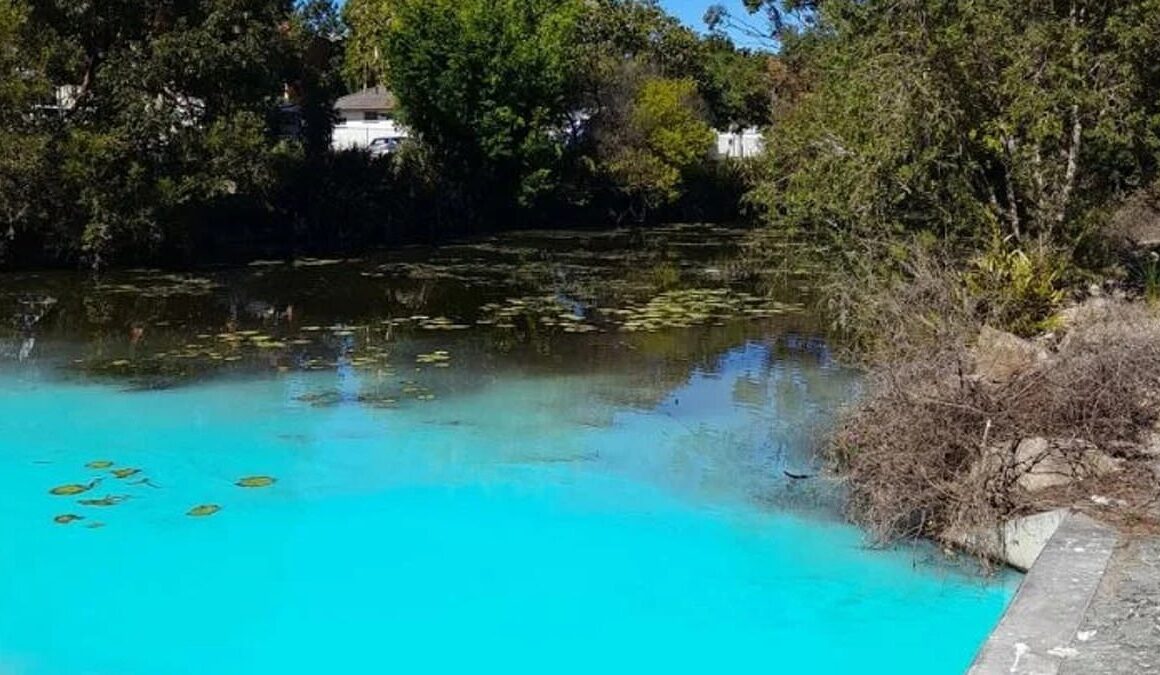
[831,299,1160,544]
[821,243,981,365]
[1106,185,1160,248]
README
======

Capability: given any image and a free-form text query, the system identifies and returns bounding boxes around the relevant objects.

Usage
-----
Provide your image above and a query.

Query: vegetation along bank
[747,0,1160,554]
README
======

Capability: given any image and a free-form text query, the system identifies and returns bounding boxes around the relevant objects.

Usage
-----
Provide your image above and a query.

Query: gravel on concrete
[1059,537,1160,675]
[970,512,1118,675]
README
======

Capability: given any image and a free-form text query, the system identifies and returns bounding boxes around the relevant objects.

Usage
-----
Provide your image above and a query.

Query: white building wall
[713,128,765,159]
[331,114,408,150]
[329,113,763,158]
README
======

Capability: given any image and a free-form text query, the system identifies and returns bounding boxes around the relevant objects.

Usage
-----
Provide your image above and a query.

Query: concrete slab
[1059,538,1160,674]
[969,512,1118,675]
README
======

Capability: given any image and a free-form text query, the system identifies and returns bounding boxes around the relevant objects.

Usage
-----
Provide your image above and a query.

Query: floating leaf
[49,479,101,496]
[236,476,276,488]
[78,495,130,507]
[187,504,221,517]
[53,514,84,525]
[86,460,114,469]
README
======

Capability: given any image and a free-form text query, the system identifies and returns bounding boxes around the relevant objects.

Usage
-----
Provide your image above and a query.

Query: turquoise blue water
[0,337,1015,674]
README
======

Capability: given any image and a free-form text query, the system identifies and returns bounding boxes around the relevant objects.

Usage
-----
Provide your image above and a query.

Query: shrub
[599,76,716,220]
[965,237,1069,337]
[831,297,1160,545]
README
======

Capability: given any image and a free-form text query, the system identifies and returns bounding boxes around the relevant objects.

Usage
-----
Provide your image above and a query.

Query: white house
[331,85,408,150]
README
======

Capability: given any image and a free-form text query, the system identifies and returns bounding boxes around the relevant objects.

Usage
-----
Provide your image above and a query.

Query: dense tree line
[0,0,348,267]
[0,0,774,268]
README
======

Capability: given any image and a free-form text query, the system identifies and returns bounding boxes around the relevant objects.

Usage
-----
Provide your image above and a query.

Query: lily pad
[235,476,276,488]
[49,479,100,496]
[187,504,221,517]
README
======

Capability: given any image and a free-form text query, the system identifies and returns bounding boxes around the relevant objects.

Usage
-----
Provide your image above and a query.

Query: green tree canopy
[341,0,393,90]
[752,0,1160,256]
[699,38,773,130]
[382,0,582,215]
[597,75,715,218]
[575,0,774,131]
[0,0,341,266]
[0,0,49,246]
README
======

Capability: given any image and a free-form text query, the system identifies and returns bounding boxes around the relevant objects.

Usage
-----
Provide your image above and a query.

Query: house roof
[335,86,397,111]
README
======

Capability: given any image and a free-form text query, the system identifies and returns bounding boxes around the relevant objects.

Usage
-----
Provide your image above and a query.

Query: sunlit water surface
[0,228,1016,674]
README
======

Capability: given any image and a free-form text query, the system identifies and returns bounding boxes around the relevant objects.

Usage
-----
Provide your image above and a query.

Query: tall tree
[699,37,774,130]
[0,0,49,260]
[341,0,393,90]
[287,0,345,157]
[752,0,1160,255]
[383,0,582,216]
[596,74,715,219]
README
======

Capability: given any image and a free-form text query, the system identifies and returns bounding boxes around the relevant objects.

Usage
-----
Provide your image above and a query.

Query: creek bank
[968,311,1160,520]
[919,306,1160,672]
[834,296,1160,566]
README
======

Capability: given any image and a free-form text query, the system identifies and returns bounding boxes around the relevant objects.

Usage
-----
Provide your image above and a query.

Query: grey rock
[973,326,1049,383]
[1013,437,1122,494]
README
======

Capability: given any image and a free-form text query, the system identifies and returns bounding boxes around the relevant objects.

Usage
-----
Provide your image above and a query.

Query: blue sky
[660,0,773,50]
[330,0,773,51]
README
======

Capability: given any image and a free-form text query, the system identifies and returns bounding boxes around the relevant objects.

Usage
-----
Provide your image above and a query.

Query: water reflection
[0,225,817,387]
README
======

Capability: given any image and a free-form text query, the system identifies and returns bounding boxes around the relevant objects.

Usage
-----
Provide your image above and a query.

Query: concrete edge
[968,511,1119,674]
[944,508,1069,571]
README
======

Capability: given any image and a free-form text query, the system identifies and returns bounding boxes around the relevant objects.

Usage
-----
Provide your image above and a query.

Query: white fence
[332,121,409,150]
